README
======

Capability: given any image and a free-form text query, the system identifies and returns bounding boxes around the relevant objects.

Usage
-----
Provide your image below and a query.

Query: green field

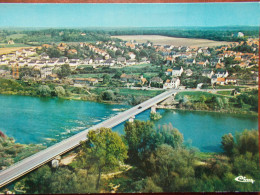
[175,91,225,101]
[6,33,27,40]
[69,73,114,78]
[118,88,163,97]
[216,91,232,95]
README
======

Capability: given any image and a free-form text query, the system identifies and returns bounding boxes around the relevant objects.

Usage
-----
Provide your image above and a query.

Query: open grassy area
[118,88,163,97]
[6,33,27,40]
[69,73,114,78]
[0,46,35,54]
[175,91,224,101]
[217,91,232,96]
[112,35,232,47]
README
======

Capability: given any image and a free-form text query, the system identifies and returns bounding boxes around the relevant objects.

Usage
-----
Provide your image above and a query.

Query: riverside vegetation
[0,78,258,115]
[3,121,258,193]
[0,131,45,171]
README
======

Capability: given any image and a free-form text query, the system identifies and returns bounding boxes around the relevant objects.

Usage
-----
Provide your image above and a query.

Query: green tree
[235,129,259,155]
[79,128,128,190]
[46,47,61,58]
[102,74,111,84]
[113,70,122,79]
[124,120,156,167]
[22,165,52,194]
[54,86,66,97]
[149,144,195,192]
[37,85,51,97]
[57,64,71,79]
[49,168,78,193]
[101,90,115,101]
[221,133,235,156]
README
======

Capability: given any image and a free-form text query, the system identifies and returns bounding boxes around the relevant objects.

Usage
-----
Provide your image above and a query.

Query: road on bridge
[0,87,235,188]
[0,89,177,188]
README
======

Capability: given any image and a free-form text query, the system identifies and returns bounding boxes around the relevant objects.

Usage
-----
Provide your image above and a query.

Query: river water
[0,94,258,152]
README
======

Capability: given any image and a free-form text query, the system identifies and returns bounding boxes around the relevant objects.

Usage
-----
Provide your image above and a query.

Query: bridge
[0,89,177,188]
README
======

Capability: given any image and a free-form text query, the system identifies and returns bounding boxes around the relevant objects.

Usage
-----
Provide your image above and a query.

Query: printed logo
[235,176,255,184]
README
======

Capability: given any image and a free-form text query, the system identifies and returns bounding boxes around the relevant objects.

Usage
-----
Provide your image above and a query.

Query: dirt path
[60,153,77,165]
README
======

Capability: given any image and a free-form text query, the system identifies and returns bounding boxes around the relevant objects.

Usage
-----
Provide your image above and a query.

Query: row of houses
[120,74,181,89]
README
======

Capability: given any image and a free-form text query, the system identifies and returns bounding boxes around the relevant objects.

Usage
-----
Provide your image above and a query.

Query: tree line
[8,120,259,193]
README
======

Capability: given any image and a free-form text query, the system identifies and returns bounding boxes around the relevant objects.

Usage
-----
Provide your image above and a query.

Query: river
[0,94,258,152]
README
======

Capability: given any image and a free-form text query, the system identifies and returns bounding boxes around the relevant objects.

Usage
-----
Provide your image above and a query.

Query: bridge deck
[0,89,176,188]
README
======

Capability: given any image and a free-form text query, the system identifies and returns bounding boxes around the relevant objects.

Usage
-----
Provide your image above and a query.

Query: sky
[0,3,259,28]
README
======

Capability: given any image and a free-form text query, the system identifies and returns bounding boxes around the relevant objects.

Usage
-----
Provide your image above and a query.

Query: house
[202,70,214,78]
[150,77,163,84]
[47,58,59,66]
[197,60,209,67]
[128,52,136,60]
[211,75,218,85]
[42,44,52,48]
[68,60,79,69]
[117,57,126,65]
[165,68,173,76]
[120,74,144,84]
[103,59,115,66]
[40,67,53,78]
[0,60,9,65]
[68,49,78,55]
[185,58,196,66]
[125,42,135,49]
[73,78,98,86]
[126,59,136,66]
[234,32,244,38]
[27,60,38,67]
[83,58,93,65]
[57,57,69,65]
[163,78,180,89]
[216,77,226,85]
[215,69,228,78]
[40,53,49,60]
[94,57,104,64]
[8,40,14,45]
[215,63,225,69]
[172,66,183,77]
[47,74,59,81]
[185,69,193,76]
[225,77,237,85]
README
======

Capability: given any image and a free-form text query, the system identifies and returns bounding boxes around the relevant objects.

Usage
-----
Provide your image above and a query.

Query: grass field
[6,34,27,39]
[69,73,114,78]
[118,88,163,97]
[112,35,233,47]
[0,46,35,55]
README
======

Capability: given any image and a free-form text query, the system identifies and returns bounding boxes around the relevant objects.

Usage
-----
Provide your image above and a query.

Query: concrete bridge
[0,89,177,188]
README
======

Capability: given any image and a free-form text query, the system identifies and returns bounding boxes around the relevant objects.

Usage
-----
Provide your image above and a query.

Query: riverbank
[1,78,258,117]
[0,131,46,170]
[157,105,258,117]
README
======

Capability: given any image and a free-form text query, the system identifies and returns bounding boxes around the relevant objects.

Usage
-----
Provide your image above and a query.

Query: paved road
[0,89,177,188]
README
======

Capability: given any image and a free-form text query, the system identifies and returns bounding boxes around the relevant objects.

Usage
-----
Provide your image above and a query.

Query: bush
[37,85,51,97]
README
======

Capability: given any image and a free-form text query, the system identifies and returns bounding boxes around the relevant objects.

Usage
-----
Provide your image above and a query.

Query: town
[0,33,258,94]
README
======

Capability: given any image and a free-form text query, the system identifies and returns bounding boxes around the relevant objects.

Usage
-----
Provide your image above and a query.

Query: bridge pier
[151,105,157,114]
[51,155,61,168]
[129,115,135,123]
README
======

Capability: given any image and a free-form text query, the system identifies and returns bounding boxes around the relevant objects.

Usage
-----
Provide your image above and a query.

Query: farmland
[112,35,233,47]
[0,46,36,55]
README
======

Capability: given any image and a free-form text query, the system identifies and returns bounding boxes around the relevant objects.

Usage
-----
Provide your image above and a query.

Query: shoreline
[156,105,258,117]
[0,91,258,117]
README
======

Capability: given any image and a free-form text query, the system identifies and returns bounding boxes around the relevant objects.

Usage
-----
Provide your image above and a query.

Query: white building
[163,78,180,89]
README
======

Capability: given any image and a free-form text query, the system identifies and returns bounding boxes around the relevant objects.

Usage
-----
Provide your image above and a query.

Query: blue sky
[0,3,259,28]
